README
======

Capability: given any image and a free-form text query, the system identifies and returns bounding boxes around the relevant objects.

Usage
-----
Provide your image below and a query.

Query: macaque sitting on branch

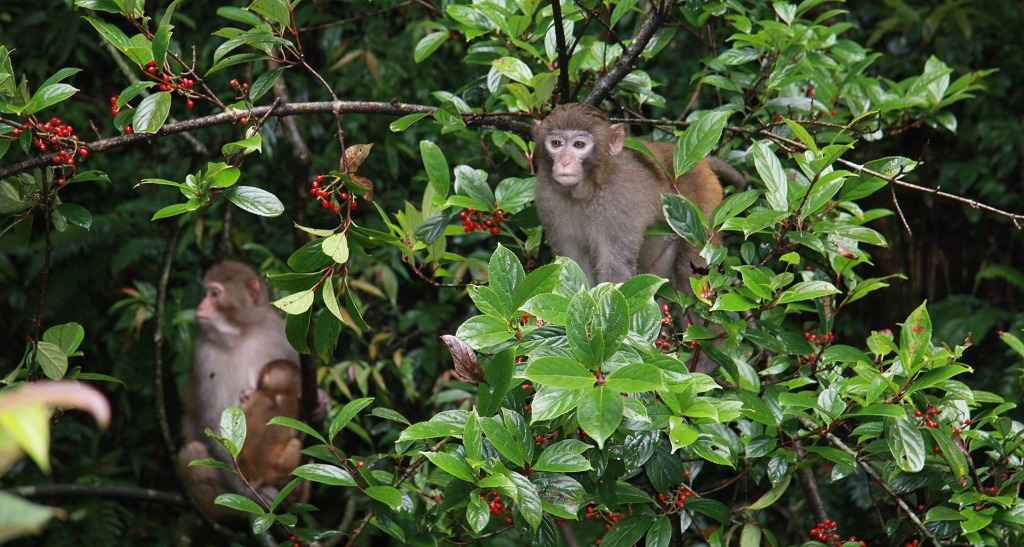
[176,260,302,524]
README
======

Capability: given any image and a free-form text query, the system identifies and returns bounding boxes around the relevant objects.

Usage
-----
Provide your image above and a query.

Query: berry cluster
[583,503,624,531]
[912,405,942,429]
[143,60,201,109]
[481,490,510,523]
[459,208,505,234]
[655,304,676,350]
[10,116,87,185]
[803,330,836,345]
[809,519,865,546]
[309,174,355,214]
[657,484,694,508]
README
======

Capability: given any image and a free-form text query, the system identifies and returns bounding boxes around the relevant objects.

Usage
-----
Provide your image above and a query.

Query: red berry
[240,117,248,125]
[186,99,194,108]
[125,125,133,134]
[57,178,66,186]
[229,79,239,87]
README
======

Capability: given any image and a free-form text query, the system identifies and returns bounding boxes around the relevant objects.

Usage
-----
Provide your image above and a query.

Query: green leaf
[927,428,969,483]
[529,386,584,422]
[420,140,450,196]
[479,416,525,467]
[466,493,489,532]
[777,280,840,304]
[327,397,374,441]
[753,140,788,211]
[645,516,672,547]
[492,56,533,84]
[322,233,350,264]
[673,110,729,177]
[522,356,595,389]
[25,83,78,116]
[415,31,448,63]
[151,202,198,220]
[577,387,623,449]
[744,470,791,510]
[152,23,172,67]
[42,322,84,355]
[603,512,654,547]
[667,417,698,451]
[604,363,665,393]
[398,411,467,441]
[663,193,707,248]
[711,293,758,312]
[390,112,430,132]
[454,165,495,210]
[272,289,315,315]
[365,486,403,509]
[510,471,543,530]
[216,406,245,458]
[219,186,280,217]
[207,162,241,188]
[455,315,512,349]
[247,0,291,26]
[800,170,848,219]
[292,463,356,486]
[249,66,285,102]
[35,342,68,380]
[783,118,818,154]
[55,203,93,230]
[899,301,932,373]
[710,189,761,228]
[215,494,264,515]
[886,417,925,472]
[532,439,592,473]
[132,91,171,134]
[423,451,476,483]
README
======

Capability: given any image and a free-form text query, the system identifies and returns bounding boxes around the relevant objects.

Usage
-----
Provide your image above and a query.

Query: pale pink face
[196,281,241,337]
[544,130,596,186]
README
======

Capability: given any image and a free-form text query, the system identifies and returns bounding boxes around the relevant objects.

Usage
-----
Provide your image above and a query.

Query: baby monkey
[238,359,304,489]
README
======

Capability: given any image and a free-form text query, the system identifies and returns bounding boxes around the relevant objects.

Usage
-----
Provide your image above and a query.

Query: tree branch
[584,0,674,106]
[7,483,186,505]
[0,101,530,181]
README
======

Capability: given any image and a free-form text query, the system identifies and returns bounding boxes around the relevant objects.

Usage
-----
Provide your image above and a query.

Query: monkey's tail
[706,157,748,190]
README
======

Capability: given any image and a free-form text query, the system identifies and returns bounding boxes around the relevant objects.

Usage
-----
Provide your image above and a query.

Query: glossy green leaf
[522,356,594,389]
[577,387,623,449]
[292,463,357,486]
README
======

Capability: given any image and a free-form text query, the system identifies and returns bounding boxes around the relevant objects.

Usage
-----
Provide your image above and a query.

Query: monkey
[238,359,304,489]
[177,260,301,524]
[532,103,744,371]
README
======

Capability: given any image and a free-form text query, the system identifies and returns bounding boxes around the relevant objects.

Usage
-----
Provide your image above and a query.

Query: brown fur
[533,104,743,372]
[238,360,303,489]
[532,103,729,290]
[178,260,300,524]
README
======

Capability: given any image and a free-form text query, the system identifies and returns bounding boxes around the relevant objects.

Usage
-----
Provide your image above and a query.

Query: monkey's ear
[245,278,264,304]
[608,123,625,156]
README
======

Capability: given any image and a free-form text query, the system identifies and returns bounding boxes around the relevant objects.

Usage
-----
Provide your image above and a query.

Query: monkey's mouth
[553,171,583,186]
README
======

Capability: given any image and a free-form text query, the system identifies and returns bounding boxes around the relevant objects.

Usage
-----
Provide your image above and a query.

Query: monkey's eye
[572,140,588,149]
[549,138,564,149]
